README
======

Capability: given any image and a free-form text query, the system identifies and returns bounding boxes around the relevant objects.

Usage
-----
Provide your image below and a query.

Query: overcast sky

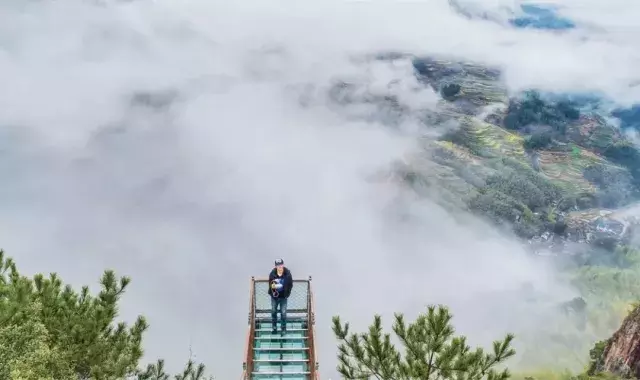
[0,0,639,377]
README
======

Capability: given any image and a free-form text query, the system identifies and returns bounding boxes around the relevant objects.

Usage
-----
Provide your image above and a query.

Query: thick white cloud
[0,0,638,377]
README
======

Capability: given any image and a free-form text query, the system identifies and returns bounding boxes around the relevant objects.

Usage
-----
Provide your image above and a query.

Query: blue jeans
[271,297,288,330]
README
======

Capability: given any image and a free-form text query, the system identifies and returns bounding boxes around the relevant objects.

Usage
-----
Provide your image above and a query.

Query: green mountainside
[340,55,640,255]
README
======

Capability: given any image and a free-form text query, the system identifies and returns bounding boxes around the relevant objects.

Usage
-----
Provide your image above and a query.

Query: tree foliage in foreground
[332,305,516,380]
[0,250,214,380]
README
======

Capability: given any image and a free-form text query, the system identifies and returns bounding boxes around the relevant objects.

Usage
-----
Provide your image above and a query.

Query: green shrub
[524,132,554,150]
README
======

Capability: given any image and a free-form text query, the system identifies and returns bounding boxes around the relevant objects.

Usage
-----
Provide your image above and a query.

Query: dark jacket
[268,267,293,299]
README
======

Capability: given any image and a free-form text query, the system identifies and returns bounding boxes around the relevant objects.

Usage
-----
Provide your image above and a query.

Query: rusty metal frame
[308,275,320,379]
[241,276,256,380]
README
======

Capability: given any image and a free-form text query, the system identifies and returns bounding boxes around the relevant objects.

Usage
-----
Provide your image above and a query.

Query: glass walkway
[241,277,319,380]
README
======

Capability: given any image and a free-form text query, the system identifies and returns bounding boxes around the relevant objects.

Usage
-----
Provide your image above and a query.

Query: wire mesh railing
[253,279,310,317]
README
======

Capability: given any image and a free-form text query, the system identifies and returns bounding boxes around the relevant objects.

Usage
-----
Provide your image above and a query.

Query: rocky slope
[591,305,640,378]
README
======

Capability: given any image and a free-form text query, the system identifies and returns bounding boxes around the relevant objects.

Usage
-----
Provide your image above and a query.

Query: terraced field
[537,149,601,194]
[444,116,525,159]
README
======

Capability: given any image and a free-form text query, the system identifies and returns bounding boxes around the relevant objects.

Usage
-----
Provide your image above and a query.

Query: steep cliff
[595,305,640,378]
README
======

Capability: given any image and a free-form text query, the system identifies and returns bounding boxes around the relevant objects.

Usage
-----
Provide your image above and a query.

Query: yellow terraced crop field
[537,150,602,193]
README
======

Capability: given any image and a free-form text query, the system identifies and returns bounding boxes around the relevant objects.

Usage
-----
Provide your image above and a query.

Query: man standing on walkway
[268,258,293,334]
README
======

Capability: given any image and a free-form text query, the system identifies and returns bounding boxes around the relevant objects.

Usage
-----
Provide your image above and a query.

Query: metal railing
[308,277,320,379]
[241,277,255,380]
[241,276,319,379]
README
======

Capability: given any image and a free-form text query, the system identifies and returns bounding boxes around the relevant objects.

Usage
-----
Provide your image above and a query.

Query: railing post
[251,276,256,317]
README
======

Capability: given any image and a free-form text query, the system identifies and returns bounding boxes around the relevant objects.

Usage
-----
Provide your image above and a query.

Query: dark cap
[274,258,284,266]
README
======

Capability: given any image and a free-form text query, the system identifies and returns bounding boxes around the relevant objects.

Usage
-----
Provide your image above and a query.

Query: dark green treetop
[332,304,516,380]
[0,249,214,380]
